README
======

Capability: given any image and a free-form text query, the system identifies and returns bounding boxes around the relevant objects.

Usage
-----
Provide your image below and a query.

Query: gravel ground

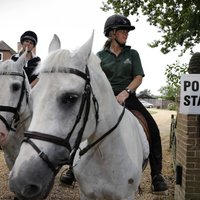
[0,108,176,200]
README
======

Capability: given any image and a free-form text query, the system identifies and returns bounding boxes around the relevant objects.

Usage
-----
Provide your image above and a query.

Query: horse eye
[61,94,78,104]
[12,83,21,91]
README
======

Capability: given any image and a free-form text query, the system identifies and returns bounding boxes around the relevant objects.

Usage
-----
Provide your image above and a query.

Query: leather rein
[23,66,125,175]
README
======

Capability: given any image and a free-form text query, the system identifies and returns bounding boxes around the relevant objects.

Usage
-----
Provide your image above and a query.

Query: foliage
[138,89,152,96]
[159,85,177,101]
[101,0,200,54]
[167,102,177,111]
[165,61,188,88]
[159,61,188,100]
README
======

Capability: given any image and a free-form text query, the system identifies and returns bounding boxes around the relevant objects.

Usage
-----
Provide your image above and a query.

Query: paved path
[151,108,177,136]
[150,108,177,150]
[135,108,177,200]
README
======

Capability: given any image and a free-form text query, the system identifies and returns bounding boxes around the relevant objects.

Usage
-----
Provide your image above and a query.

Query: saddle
[130,110,151,144]
[130,110,151,172]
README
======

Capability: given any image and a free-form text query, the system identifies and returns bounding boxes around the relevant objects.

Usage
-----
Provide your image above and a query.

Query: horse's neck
[87,108,147,160]
[3,103,32,170]
[3,131,21,170]
[99,102,124,133]
[87,104,125,150]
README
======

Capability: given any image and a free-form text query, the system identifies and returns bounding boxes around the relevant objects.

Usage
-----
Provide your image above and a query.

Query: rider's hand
[116,90,129,105]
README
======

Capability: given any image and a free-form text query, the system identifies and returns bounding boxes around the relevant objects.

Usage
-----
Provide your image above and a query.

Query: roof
[0,40,16,54]
[137,93,156,99]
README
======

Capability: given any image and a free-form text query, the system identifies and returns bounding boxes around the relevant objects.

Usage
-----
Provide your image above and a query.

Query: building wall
[175,113,200,200]
[141,98,172,109]
[0,50,13,61]
[0,41,36,62]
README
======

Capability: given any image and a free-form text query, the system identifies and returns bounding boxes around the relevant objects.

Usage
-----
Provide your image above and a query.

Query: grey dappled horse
[0,51,32,169]
[9,33,149,200]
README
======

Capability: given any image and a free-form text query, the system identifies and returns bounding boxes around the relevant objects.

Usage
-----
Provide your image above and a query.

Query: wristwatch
[125,87,133,94]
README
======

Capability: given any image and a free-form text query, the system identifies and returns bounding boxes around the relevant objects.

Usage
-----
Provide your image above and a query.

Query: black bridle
[23,65,125,175]
[0,72,27,132]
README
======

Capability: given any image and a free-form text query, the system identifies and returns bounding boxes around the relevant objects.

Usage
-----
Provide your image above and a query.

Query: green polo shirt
[97,46,145,93]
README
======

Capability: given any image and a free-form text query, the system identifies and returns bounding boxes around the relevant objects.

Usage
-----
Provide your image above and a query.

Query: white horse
[0,51,32,170]
[9,33,149,200]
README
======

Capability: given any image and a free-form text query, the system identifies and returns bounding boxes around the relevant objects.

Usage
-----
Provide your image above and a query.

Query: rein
[79,103,125,156]
[0,72,27,131]
[23,66,94,175]
[23,65,125,175]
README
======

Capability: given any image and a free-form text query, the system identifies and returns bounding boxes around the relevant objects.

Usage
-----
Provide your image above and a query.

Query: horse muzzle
[9,165,54,200]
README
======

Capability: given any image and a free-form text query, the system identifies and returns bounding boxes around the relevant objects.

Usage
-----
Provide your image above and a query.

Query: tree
[101,0,200,54]
[159,61,188,100]
[138,89,152,96]
[165,61,188,89]
[159,85,177,101]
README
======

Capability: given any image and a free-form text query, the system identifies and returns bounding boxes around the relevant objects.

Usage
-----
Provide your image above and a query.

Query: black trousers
[116,92,163,177]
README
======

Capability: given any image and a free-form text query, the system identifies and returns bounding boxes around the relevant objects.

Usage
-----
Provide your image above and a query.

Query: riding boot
[60,166,75,185]
[149,143,168,193]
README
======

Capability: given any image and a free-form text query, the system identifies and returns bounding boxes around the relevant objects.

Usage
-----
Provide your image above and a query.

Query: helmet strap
[113,29,125,48]
[115,38,125,47]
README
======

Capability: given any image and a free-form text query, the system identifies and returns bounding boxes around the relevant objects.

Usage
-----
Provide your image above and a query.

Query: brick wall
[1,51,12,61]
[175,113,200,200]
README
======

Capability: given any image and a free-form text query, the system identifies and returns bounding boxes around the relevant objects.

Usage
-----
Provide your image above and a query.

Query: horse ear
[78,30,94,62]
[48,34,61,53]
[15,48,27,69]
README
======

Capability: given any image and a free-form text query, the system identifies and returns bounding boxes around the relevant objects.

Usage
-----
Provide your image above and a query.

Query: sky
[1,0,198,95]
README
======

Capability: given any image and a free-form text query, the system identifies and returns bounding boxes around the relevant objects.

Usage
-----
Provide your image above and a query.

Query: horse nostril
[22,184,41,198]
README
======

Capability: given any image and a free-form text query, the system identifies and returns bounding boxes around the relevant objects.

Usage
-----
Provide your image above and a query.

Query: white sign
[180,74,200,114]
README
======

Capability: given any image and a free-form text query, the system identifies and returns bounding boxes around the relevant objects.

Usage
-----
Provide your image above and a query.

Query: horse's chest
[78,179,131,200]
[75,160,140,200]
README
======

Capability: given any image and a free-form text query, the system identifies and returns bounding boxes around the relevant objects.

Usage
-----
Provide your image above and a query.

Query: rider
[11,30,41,88]
[60,14,168,193]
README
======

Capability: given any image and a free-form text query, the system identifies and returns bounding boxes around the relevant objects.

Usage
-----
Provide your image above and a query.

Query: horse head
[0,50,32,169]
[9,32,132,200]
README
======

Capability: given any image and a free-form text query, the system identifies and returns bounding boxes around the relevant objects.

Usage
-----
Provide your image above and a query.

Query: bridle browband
[0,72,27,131]
[23,65,125,175]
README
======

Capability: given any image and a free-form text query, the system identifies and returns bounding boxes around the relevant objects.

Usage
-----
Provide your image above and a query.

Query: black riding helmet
[20,31,38,47]
[104,14,135,37]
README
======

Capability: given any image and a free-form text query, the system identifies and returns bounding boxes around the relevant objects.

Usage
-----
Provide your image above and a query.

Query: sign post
[180,74,200,114]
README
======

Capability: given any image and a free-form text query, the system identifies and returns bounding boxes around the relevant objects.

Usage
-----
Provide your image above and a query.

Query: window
[0,52,3,61]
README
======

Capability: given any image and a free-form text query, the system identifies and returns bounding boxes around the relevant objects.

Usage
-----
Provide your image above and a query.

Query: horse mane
[36,48,102,75]
[0,59,21,74]
[36,49,73,74]
[36,46,114,96]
